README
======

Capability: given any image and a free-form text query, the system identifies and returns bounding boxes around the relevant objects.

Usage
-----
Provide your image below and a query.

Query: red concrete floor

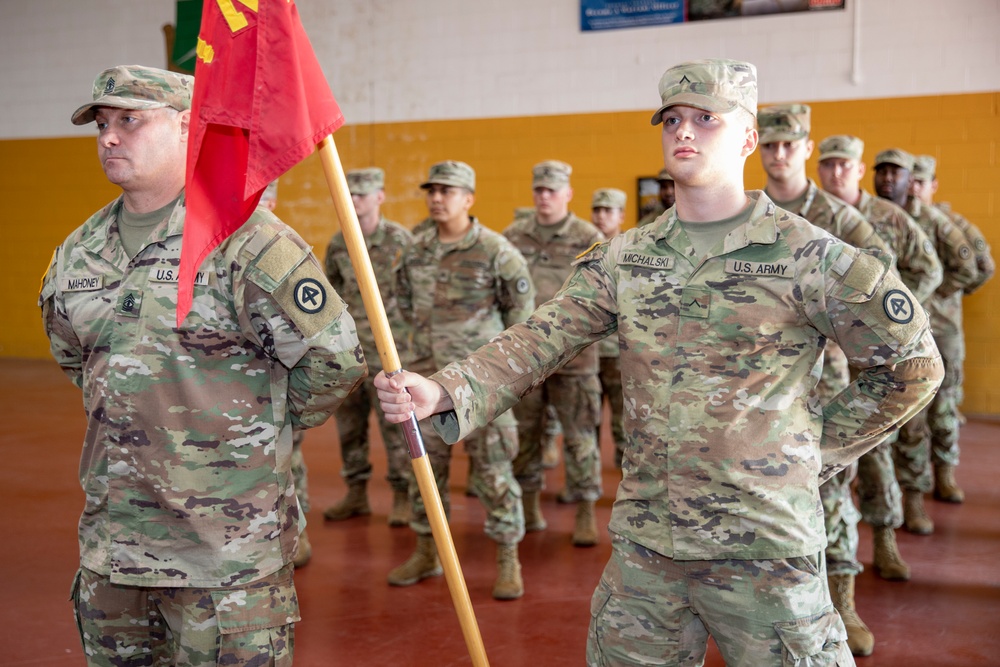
[1,357,998,666]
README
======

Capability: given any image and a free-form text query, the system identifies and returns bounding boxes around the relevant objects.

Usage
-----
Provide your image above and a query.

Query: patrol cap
[656,168,674,182]
[532,160,572,189]
[874,148,915,172]
[71,65,194,125]
[650,59,757,126]
[347,167,385,195]
[818,135,864,161]
[420,160,475,192]
[912,155,937,181]
[757,103,811,143]
[591,188,626,210]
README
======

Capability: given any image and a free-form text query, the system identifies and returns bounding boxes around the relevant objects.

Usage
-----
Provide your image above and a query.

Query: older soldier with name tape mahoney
[374,59,943,666]
[39,65,366,667]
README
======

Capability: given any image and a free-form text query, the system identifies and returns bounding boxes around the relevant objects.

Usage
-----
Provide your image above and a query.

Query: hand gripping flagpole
[316,135,490,667]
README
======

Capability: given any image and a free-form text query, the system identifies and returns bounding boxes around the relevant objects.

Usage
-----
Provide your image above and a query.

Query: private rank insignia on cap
[883,289,914,324]
[294,278,326,313]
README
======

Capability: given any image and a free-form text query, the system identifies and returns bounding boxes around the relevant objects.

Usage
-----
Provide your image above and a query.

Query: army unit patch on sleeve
[883,289,914,324]
[294,278,326,314]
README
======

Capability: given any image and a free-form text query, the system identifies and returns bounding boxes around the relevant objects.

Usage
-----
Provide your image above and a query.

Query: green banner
[171,0,203,73]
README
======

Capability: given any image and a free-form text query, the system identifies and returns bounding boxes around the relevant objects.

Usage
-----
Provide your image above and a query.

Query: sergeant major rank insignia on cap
[104,78,115,94]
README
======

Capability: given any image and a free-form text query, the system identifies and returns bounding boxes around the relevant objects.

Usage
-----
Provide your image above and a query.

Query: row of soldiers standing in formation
[287,102,993,657]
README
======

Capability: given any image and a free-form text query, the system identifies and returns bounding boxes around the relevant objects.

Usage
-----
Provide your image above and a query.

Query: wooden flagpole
[316,135,490,667]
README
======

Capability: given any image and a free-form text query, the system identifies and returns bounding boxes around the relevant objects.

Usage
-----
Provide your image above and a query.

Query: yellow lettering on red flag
[217,0,258,33]
[196,38,215,64]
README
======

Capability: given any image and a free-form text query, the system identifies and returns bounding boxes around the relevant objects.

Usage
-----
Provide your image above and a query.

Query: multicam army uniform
[504,212,605,501]
[637,201,667,228]
[936,202,995,294]
[769,181,898,575]
[425,191,941,664]
[896,197,979,492]
[324,216,413,495]
[400,218,535,544]
[40,195,366,660]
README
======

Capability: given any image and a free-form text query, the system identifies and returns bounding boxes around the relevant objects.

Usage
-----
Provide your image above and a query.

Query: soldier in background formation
[322,168,414,529]
[756,104,893,657]
[873,148,978,535]
[387,160,536,600]
[375,57,943,666]
[589,188,628,469]
[43,65,366,665]
[637,167,675,227]
[503,160,605,547]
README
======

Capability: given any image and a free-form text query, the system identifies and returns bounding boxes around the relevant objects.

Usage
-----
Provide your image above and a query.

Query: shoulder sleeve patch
[271,259,345,339]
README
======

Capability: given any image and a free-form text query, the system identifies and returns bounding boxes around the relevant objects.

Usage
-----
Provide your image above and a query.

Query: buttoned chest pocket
[332,253,358,294]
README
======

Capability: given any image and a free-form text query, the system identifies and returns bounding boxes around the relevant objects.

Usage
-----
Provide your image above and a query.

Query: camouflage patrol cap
[656,168,674,182]
[532,160,572,189]
[421,160,475,192]
[818,135,864,161]
[71,65,194,125]
[912,155,937,181]
[757,103,811,143]
[592,188,627,210]
[650,59,757,126]
[875,148,915,172]
[347,167,385,195]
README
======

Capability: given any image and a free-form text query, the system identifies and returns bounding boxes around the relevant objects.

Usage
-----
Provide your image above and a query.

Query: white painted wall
[2,0,998,139]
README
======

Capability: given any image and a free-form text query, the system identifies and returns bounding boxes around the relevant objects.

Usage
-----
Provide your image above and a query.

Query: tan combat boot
[572,500,599,547]
[292,529,312,568]
[387,535,443,586]
[523,490,547,532]
[323,482,371,521]
[828,573,874,657]
[872,526,910,581]
[903,489,934,535]
[933,464,965,503]
[492,543,524,600]
[388,489,411,527]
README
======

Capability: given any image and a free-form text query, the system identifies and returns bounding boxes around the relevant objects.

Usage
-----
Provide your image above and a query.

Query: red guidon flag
[178,0,344,325]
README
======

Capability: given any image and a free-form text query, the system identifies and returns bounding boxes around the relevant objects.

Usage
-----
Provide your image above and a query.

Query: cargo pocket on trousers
[212,575,301,667]
[774,606,851,666]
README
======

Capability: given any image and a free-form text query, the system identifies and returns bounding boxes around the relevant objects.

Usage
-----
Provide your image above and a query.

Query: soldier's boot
[323,482,371,521]
[572,500,599,547]
[555,488,575,504]
[903,490,934,535]
[523,490,547,532]
[828,574,874,657]
[387,535,443,586]
[492,543,524,600]
[541,434,560,469]
[387,489,411,527]
[292,529,312,568]
[872,526,911,581]
[933,464,965,504]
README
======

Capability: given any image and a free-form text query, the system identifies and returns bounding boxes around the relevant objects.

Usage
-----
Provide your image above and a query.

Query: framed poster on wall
[581,0,845,32]
[637,176,662,223]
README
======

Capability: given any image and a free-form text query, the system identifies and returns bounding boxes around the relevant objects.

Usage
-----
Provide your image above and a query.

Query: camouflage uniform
[895,183,978,495]
[772,178,894,577]
[324,213,413,495]
[504,167,605,503]
[401,216,535,545]
[591,189,629,468]
[45,65,367,667]
[41,196,366,657]
[427,186,941,665]
[936,202,995,295]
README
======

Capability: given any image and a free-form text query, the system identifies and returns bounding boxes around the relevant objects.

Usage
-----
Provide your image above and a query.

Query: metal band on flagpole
[316,135,490,667]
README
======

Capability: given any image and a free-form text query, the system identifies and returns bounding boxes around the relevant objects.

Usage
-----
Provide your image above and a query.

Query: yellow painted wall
[4,92,998,412]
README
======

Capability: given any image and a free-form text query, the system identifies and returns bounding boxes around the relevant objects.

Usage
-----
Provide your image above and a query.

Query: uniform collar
[655,190,780,255]
[79,191,186,263]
